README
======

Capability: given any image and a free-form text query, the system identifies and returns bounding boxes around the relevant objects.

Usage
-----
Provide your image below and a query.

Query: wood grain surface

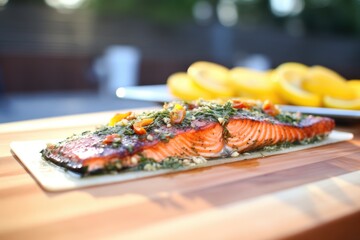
[0,110,360,240]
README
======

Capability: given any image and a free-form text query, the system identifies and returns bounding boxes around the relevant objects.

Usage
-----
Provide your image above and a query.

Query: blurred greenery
[87,0,360,35]
[302,0,360,34]
[88,0,197,23]
[10,0,360,35]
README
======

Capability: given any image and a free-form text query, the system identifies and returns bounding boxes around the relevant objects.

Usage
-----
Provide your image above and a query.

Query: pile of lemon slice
[167,61,360,110]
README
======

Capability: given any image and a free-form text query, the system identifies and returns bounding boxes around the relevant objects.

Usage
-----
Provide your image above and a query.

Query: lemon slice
[167,72,214,101]
[348,80,360,98]
[275,76,322,107]
[187,61,234,98]
[272,63,321,107]
[260,92,288,104]
[276,62,309,76]
[254,93,287,104]
[303,65,356,100]
[229,68,287,104]
[234,88,286,104]
[230,67,274,95]
[323,95,360,110]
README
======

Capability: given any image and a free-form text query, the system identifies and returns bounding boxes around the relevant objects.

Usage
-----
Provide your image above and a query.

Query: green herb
[135,156,183,171]
[160,157,184,169]
[193,101,237,122]
[261,134,326,152]
[275,112,303,125]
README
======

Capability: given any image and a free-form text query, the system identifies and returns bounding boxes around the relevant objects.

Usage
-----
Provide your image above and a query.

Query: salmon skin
[41,100,335,176]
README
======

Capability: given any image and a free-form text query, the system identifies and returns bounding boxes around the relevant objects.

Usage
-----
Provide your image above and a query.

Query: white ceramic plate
[11,131,353,192]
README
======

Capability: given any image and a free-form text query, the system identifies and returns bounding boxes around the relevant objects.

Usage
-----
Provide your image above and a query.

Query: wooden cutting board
[0,111,360,240]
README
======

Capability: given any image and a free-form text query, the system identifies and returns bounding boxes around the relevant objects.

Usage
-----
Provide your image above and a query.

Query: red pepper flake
[232,99,256,109]
[186,103,197,110]
[133,118,154,135]
[103,134,121,144]
[262,100,280,117]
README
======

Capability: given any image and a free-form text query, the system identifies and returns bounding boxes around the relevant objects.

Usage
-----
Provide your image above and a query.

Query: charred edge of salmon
[41,120,218,175]
[41,115,335,176]
[41,149,87,175]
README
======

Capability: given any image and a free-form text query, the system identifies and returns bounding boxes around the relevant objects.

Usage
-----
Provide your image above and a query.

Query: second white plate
[116,85,360,119]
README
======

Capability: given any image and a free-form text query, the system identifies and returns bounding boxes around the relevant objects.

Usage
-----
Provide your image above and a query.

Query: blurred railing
[0,4,359,94]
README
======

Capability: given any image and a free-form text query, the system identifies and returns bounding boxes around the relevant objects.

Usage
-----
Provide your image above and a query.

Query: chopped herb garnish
[41,99,331,176]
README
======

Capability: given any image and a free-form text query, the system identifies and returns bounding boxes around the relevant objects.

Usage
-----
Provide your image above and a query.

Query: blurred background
[0,0,359,123]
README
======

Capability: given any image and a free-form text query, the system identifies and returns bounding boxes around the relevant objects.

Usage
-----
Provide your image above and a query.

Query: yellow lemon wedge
[276,62,309,77]
[272,62,321,107]
[348,80,360,98]
[167,72,214,101]
[235,91,286,104]
[275,76,322,107]
[187,61,234,98]
[323,95,360,110]
[229,68,287,104]
[260,92,288,104]
[230,67,274,95]
[303,65,356,100]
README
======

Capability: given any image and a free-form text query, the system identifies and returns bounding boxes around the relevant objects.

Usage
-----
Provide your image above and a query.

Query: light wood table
[1,110,360,240]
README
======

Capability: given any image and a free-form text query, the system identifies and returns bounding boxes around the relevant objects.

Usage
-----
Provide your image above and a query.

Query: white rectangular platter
[10,130,353,192]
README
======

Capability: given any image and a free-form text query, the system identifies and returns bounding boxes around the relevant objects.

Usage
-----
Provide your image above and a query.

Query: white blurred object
[216,0,238,27]
[0,0,8,7]
[234,54,271,71]
[270,0,304,17]
[45,0,87,10]
[193,0,213,25]
[95,46,141,95]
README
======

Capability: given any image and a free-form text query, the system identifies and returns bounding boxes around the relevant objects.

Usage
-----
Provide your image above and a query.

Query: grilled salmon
[41,99,335,175]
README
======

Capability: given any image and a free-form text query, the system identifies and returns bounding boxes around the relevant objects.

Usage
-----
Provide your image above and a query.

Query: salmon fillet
[41,100,335,175]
